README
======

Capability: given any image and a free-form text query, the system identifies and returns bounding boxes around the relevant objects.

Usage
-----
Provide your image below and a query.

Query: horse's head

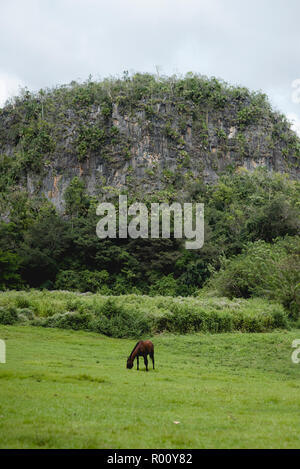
[126,357,133,369]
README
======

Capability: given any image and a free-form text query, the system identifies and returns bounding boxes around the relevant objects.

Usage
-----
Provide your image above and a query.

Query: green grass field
[1,325,300,448]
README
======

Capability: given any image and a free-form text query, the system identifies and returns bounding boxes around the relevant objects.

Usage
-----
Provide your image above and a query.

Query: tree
[0,250,23,290]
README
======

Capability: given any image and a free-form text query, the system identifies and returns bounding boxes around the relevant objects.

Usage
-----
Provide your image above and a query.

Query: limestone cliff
[0,73,299,214]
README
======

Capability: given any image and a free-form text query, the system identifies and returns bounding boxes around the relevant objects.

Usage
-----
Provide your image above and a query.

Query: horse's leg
[137,356,139,370]
[144,355,148,372]
[150,351,155,369]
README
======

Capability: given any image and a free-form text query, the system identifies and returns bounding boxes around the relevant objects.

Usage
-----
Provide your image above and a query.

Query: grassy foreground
[0,325,300,448]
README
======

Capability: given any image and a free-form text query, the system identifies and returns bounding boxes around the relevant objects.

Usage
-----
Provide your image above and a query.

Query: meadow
[0,324,300,448]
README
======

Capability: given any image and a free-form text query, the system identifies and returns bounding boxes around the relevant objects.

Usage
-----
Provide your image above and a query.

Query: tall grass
[0,290,288,337]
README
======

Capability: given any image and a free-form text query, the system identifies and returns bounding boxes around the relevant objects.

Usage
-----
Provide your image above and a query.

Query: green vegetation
[0,169,299,321]
[0,291,289,336]
[0,73,299,322]
[1,72,299,176]
[0,306,19,325]
[236,93,269,129]
[1,73,300,449]
[208,237,300,319]
[1,325,300,448]
[0,251,23,290]
[64,177,90,217]
[75,125,106,161]
[20,119,56,171]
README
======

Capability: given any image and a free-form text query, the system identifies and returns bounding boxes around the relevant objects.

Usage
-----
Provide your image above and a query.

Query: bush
[43,311,93,331]
[90,299,152,338]
[55,269,109,293]
[65,297,86,313]
[0,250,23,290]
[208,237,300,318]
[0,291,289,336]
[155,304,234,334]
[15,295,30,309]
[155,302,288,334]
[232,309,288,332]
[149,274,179,297]
[75,125,106,161]
[0,306,19,325]
[17,308,35,320]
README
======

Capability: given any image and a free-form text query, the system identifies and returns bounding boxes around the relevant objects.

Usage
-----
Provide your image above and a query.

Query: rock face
[0,74,299,213]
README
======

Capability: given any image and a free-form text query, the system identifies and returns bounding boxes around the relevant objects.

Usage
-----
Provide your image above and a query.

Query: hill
[0,73,299,213]
[0,73,299,314]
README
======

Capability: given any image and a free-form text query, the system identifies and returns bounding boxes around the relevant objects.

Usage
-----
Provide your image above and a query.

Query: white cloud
[0,73,24,107]
[0,0,300,126]
[291,79,300,104]
[287,113,300,137]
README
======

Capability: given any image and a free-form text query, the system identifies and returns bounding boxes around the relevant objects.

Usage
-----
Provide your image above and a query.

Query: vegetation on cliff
[0,73,299,319]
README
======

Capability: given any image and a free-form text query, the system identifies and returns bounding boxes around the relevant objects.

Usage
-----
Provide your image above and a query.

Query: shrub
[0,251,23,290]
[232,310,289,333]
[155,303,287,334]
[55,269,109,293]
[20,120,55,171]
[155,305,234,334]
[63,178,90,217]
[54,270,81,291]
[0,291,289,336]
[208,237,300,318]
[65,298,86,312]
[43,311,93,331]
[15,296,30,309]
[17,308,35,320]
[271,310,289,329]
[149,274,178,297]
[90,299,152,338]
[0,306,19,325]
[75,125,106,161]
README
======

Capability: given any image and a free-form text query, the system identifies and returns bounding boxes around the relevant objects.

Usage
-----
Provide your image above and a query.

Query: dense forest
[0,73,299,318]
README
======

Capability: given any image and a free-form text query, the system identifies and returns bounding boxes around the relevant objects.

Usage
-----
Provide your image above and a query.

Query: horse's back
[142,340,154,353]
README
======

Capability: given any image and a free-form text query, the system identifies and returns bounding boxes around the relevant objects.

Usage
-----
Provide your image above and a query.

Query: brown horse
[126,340,154,371]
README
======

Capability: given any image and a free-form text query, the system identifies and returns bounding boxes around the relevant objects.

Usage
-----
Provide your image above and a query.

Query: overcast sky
[1,0,300,134]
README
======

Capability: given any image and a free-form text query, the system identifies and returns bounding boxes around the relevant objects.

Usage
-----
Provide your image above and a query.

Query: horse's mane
[129,341,142,358]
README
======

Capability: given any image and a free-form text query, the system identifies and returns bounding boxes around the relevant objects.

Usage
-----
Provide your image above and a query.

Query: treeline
[0,169,299,316]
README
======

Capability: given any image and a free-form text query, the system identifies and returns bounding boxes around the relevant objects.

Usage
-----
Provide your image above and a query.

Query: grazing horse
[126,340,154,371]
